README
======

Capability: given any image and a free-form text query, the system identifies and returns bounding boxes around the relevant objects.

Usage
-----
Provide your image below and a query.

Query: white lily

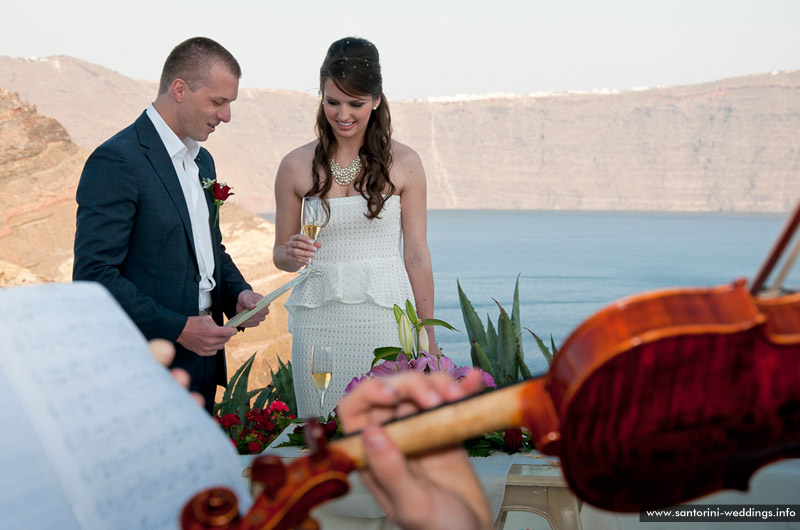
[416,327,429,353]
[398,313,414,355]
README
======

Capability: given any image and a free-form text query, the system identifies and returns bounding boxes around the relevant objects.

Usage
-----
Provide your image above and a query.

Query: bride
[272,36,438,417]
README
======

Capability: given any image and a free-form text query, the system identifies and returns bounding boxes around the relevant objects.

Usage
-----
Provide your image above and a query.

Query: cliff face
[0,88,291,390]
[2,55,798,214]
[393,74,800,212]
[0,87,85,284]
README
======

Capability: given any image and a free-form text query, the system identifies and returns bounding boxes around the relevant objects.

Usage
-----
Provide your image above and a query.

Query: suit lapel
[135,113,198,260]
[196,151,220,248]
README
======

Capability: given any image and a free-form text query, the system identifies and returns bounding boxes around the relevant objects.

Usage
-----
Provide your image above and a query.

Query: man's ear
[171,78,188,102]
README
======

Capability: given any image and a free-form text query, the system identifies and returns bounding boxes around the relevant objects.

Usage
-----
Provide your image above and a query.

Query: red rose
[247,441,262,454]
[503,428,523,452]
[324,419,339,438]
[213,181,234,201]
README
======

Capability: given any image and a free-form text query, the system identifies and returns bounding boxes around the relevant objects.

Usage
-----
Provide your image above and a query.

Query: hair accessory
[329,156,362,186]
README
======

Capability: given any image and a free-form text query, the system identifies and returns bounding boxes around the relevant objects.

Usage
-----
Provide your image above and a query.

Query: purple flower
[480,371,497,389]
[370,354,413,376]
[412,352,472,379]
[344,374,368,394]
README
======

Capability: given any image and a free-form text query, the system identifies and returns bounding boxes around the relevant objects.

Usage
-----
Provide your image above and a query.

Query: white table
[242,431,582,529]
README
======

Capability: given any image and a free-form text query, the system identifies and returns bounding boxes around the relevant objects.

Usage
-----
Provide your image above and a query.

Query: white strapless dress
[284,195,415,417]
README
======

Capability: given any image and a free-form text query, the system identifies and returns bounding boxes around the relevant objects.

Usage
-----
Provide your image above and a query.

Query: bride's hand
[286,233,321,267]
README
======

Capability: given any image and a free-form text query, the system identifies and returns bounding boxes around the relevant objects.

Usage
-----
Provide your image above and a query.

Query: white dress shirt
[146,104,215,312]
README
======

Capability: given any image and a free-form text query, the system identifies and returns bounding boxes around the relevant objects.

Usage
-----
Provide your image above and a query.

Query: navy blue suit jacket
[73,111,250,395]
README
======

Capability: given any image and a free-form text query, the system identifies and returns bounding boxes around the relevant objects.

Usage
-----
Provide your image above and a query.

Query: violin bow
[750,195,800,296]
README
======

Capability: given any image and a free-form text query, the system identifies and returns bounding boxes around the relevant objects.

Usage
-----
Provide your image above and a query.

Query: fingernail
[425,390,442,407]
[364,428,388,453]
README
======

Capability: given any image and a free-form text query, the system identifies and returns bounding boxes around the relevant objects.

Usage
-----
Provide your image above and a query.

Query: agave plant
[458,276,555,387]
[214,353,297,419]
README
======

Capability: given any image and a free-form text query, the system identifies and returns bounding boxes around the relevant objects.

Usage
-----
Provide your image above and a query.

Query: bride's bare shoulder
[278,141,317,174]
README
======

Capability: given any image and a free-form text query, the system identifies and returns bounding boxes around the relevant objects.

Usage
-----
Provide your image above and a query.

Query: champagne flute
[301,196,329,243]
[310,346,333,417]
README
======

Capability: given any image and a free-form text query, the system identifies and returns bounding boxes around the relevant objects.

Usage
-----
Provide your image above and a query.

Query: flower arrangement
[214,352,297,455]
[217,400,294,455]
[344,300,496,393]
[201,178,234,227]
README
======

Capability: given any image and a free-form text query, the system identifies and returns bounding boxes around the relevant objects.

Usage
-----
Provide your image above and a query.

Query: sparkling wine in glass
[311,346,332,417]
[301,196,329,243]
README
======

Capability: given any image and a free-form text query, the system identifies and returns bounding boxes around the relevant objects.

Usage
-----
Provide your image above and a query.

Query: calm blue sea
[427,210,798,374]
[263,210,798,375]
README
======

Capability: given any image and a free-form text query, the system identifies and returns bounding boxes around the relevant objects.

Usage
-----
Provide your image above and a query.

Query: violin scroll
[180,488,241,530]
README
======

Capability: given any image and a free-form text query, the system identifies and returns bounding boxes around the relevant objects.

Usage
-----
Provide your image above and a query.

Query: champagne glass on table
[310,346,332,417]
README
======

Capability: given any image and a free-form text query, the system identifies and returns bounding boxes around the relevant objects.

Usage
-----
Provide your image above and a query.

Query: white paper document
[0,282,250,530]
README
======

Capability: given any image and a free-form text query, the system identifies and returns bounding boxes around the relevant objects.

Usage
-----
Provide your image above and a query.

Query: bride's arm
[273,150,319,272]
[396,144,439,352]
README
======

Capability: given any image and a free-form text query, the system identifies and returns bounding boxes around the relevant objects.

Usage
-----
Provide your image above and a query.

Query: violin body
[181,281,800,527]
[541,278,800,511]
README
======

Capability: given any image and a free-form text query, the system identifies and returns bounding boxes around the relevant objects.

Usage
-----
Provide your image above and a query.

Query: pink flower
[266,400,289,415]
[412,352,471,379]
[370,354,413,377]
[480,370,497,389]
[344,374,369,394]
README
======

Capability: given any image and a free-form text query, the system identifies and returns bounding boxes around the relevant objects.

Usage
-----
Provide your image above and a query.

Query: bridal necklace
[329,155,362,186]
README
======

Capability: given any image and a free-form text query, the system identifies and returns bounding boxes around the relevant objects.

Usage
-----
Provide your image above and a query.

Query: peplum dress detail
[284,195,414,417]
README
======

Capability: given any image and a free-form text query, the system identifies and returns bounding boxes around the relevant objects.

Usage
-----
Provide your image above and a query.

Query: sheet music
[0,282,251,530]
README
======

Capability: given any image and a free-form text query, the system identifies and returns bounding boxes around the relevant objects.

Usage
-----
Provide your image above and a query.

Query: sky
[3,0,799,101]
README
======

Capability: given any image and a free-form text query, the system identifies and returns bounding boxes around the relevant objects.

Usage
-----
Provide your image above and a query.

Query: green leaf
[486,317,498,366]
[495,300,518,386]
[418,318,458,331]
[268,356,296,417]
[252,386,270,411]
[371,347,401,367]
[230,354,257,420]
[405,300,418,326]
[511,275,522,341]
[219,352,255,415]
[458,280,488,354]
[550,334,559,358]
[527,329,554,365]
[470,341,495,379]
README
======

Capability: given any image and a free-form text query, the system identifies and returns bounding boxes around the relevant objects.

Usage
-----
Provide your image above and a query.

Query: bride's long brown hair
[307,37,394,220]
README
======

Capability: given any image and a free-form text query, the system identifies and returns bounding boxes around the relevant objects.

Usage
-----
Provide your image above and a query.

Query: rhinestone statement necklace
[329,156,362,186]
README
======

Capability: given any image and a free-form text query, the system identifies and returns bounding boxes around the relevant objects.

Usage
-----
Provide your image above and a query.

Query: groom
[73,37,268,413]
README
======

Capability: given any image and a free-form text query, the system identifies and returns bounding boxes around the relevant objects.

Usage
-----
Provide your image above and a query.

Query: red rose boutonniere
[201,178,234,227]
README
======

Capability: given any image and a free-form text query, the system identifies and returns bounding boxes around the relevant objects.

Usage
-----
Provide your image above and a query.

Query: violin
[182,204,800,529]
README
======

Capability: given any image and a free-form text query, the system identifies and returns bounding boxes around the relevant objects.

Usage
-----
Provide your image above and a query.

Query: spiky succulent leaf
[458,280,488,354]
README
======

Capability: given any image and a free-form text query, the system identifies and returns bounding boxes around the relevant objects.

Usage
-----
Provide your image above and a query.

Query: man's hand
[235,289,270,328]
[148,339,204,407]
[177,316,237,356]
[337,371,492,530]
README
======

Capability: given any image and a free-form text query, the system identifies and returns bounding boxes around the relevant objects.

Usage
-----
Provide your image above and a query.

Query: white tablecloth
[244,429,522,529]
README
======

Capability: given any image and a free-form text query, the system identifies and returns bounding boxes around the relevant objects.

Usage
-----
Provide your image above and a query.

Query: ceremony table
[244,431,800,530]
[239,430,583,530]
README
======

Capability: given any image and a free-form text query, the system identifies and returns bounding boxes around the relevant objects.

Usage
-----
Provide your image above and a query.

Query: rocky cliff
[0,88,291,390]
[2,55,798,213]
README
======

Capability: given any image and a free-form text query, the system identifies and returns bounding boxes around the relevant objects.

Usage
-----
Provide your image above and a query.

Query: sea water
[428,210,797,374]
[262,209,797,374]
